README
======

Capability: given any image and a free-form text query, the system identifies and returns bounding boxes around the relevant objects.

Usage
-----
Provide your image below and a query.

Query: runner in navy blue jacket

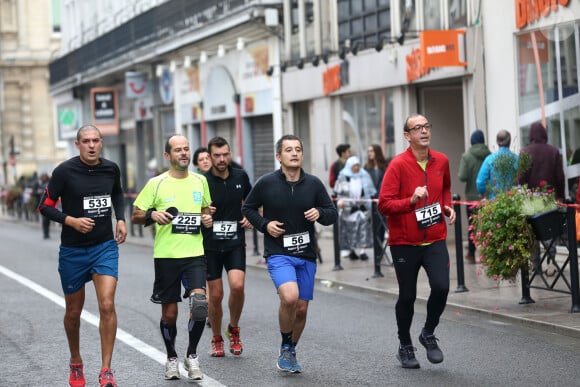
[242,134,337,373]
[202,136,252,358]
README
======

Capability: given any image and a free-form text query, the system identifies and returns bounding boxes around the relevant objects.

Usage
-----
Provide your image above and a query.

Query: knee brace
[188,292,208,321]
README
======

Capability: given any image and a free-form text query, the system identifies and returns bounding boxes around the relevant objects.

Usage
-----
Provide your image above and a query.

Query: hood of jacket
[469,143,491,160]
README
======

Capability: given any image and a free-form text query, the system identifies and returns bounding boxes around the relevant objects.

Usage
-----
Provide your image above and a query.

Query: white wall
[480,1,519,152]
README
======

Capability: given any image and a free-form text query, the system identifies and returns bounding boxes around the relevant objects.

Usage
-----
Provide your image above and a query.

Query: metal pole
[332,195,343,271]
[452,194,468,292]
[519,266,535,304]
[252,228,260,256]
[371,198,383,278]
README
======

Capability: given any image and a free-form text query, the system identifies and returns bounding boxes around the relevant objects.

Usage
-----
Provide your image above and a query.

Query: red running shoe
[98,368,117,387]
[211,335,225,357]
[69,363,85,387]
[226,326,243,355]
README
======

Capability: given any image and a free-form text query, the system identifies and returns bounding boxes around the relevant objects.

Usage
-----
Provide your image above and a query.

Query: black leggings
[390,240,450,345]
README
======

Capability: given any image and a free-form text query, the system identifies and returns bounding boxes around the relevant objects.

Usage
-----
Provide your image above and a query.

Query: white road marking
[0,264,225,386]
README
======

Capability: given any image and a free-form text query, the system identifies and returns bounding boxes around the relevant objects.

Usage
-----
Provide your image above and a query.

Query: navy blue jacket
[242,168,337,262]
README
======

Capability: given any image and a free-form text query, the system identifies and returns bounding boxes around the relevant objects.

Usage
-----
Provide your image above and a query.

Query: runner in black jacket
[242,134,337,373]
[203,136,252,358]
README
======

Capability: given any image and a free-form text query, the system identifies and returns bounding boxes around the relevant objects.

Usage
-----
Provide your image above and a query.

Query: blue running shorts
[267,255,317,301]
[58,239,119,294]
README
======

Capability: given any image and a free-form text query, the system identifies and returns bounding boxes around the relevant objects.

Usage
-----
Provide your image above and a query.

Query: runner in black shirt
[203,136,252,358]
[38,125,126,387]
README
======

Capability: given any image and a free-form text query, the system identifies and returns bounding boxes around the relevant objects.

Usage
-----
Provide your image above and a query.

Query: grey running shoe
[184,354,203,380]
[419,333,444,364]
[397,345,420,369]
[164,357,180,380]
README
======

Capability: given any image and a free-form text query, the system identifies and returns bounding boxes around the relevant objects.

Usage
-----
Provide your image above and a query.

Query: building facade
[0,0,63,186]
[49,0,580,206]
[50,0,286,193]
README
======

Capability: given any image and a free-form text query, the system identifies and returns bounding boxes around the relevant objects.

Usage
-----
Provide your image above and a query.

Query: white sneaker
[184,354,203,380]
[164,357,180,380]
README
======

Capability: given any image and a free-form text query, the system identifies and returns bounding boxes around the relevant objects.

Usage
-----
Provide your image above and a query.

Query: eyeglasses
[406,123,432,133]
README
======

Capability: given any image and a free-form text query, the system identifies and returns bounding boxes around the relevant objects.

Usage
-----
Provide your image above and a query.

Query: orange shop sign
[420,30,466,69]
[322,64,341,95]
[406,48,429,83]
[515,0,570,30]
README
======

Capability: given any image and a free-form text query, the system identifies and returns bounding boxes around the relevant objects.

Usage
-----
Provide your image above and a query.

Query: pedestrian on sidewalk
[203,136,253,358]
[242,134,337,373]
[131,135,213,382]
[38,125,127,387]
[35,172,52,239]
[458,129,490,263]
[476,129,519,199]
[378,114,455,369]
[334,155,376,260]
[328,143,351,189]
[518,122,565,277]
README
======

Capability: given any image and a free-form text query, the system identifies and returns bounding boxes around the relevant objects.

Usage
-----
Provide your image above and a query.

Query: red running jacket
[378,147,452,246]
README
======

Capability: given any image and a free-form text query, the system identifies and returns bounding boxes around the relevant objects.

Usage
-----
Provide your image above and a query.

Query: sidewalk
[123,224,580,338]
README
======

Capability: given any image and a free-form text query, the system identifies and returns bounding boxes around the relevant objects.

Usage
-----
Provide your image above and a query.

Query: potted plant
[469,153,559,281]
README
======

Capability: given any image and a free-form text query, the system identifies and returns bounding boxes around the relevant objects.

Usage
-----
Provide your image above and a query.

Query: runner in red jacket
[378,113,455,370]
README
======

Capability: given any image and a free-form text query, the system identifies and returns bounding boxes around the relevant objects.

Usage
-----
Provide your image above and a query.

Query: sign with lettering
[515,0,570,30]
[420,30,467,69]
[90,87,119,136]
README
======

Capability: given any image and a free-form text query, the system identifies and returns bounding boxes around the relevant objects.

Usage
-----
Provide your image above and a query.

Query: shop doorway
[419,84,466,242]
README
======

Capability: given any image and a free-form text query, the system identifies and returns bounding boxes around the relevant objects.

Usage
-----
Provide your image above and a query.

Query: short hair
[496,130,511,147]
[164,135,188,154]
[335,143,350,157]
[193,146,209,165]
[76,125,102,141]
[207,136,230,153]
[403,113,425,132]
[275,134,303,155]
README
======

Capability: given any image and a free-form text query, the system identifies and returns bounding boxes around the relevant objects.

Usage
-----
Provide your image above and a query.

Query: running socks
[160,319,178,359]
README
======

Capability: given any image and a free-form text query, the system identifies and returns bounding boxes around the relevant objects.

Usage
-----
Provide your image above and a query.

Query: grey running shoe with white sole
[164,357,180,380]
[184,354,203,380]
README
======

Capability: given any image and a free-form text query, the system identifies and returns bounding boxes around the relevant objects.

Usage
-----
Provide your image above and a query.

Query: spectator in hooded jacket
[518,122,565,277]
[458,130,490,263]
[334,155,376,261]
[518,122,565,200]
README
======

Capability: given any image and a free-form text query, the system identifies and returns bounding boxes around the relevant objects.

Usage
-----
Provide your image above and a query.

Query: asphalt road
[2,218,580,386]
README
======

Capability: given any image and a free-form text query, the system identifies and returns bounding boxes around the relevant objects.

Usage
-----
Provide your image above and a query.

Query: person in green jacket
[458,129,490,263]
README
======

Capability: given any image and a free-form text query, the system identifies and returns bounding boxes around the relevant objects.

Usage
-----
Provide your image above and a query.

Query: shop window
[424,1,441,30]
[517,29,558,115]
[342,91,395,162]
[51,0,61,33]
[448,0,467,29]
[338,0,391,51]
[559,23,578,99]
[0,0,17,32]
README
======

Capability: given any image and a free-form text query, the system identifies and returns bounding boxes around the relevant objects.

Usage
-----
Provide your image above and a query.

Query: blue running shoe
[291,346,302,373]
[277,344,296,372]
